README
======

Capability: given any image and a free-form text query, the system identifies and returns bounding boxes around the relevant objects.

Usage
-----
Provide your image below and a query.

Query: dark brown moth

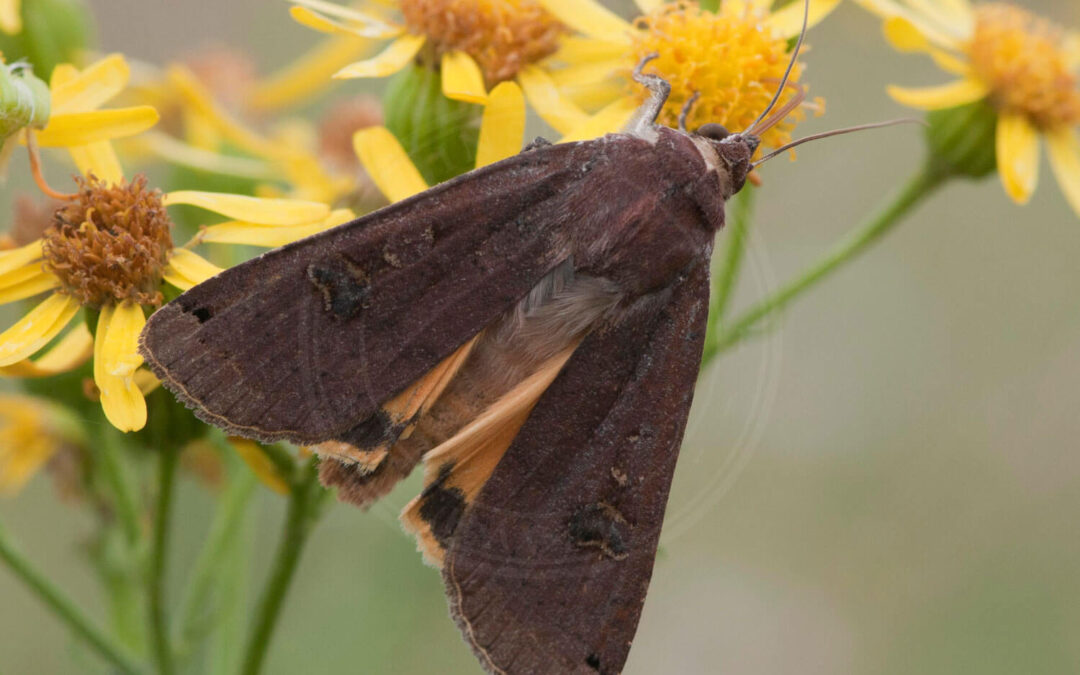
[139,11,833,671]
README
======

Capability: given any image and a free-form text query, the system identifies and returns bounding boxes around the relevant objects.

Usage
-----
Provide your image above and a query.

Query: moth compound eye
[695,123,731,141]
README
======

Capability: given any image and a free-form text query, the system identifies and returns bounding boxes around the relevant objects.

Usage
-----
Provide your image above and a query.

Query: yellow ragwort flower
[532,0,839,145]
[352,78,527,202]
[856,0,1080,217]
[275,0,566,110]
[0,393,80,495]
[0,55,348,433]
[0,0,19,34]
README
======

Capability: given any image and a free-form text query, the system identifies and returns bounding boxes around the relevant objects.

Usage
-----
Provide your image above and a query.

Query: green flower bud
[0,61,50,142]
[925,101,998,180]
[383,63,481,185]
[0,0,94,79]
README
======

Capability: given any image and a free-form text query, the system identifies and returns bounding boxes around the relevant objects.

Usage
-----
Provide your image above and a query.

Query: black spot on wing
[306,257,370,320]
[568,502,630,561]
[418,463,466,547]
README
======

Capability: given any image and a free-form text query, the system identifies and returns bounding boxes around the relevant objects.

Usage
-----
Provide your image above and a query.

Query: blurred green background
[3,1,1080,673]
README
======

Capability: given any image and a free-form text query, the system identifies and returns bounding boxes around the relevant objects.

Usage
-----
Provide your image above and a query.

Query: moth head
[694,125,759,199]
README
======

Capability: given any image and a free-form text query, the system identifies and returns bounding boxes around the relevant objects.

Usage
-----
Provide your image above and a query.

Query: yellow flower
[352,79,527,201]
[856,0,1080,217]
[0,0,19,34]
[533,0,838,145]
[0,55,345,433]
[0,393,81,495]
[278,0,566,109]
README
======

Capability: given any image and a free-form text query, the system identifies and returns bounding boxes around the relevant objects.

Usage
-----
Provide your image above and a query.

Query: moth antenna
[678,91,701,133]
[743,0,809,137]
[625,52,672,132]
[748,83,806,138]
[751,118,924,166]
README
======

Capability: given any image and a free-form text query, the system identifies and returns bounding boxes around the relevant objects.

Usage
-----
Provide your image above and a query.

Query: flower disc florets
[400,0,564,83]
[630,2,814,150]
[969,3,1080,129]
[43,175,174,308]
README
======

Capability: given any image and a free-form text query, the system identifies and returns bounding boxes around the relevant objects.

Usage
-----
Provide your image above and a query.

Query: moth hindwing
[140,69,758,674]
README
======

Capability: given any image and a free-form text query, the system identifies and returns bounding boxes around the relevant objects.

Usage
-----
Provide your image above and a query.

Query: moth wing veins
[401,344,578,567]
[140,141,596,446]
[442,262,711,675]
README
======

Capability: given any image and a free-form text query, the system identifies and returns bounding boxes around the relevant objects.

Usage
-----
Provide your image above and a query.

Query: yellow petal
[550,59,623,88]
[441,51,488,104]
[633,0,663,13]
[162,250,224,291]
[0,323,93,377]
[552,37,628,65]
[0,0,21,34]
[94,302,147,433]
[292,0,399,31]
[201,209,354,247]
[0,293,80,366]
[0,240,43,277]
[882,16,969,75]
[536,0,631,42]
[1046,127,1080,218]
[0,267,59,305]
[138,132,277,180]
[230,438,290,495]
[68,141,125,185]
[559,97,639,143]
[904,0,974,37]
[886,77,988,109]
[50,54,130,115]
[164,191,329,225]
[251,35,374,111]
[996,113,1040,205]
[36,107,160,147]
[851,0,966,47]
[476,82,526,169]
[767,0,843,38]
[353,126,428,203]
[333,34,426,79]
[289,4,402,39]
[135,368,160,395]
[517,66,589,135]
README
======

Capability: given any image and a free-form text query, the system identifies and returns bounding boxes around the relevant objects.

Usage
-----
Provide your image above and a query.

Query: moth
[140,11,837,673]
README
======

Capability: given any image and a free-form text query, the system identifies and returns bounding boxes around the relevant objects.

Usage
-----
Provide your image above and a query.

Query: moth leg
[625,52,671,133]
[521,136,552,153]
[678,91,701,133]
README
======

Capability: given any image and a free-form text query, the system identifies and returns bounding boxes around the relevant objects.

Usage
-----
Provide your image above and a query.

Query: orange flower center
[42,175,174,308]
[399,0,565,84]
[968,3,1080,129]
[630,1,819,151]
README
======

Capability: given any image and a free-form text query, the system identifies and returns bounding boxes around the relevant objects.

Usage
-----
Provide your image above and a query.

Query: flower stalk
[0,519,145,675]
[708,158,952,356]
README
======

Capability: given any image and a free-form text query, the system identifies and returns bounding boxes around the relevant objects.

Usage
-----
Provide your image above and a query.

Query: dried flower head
[43,175,174,308]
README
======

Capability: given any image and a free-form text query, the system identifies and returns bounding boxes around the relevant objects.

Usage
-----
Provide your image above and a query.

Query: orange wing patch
[402,344,578,567]
[311,336,478,472]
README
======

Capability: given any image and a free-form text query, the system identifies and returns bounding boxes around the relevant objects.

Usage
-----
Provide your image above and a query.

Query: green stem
[702,187,755,371]
[174,455,256,660]
[148,445,180,675]
[239,458,325,675]
[0,520,144,675]
[708,160,949,356]
[97,426,143,545]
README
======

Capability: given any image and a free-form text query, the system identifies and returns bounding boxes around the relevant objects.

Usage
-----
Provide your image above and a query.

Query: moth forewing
[140,65,757,675]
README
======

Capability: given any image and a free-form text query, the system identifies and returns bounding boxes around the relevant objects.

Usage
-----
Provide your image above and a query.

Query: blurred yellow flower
[0,393,80,495]
[534,0,837,145]
[352,79,526,202]
[280,0,566,109]
[0,55,345,433]
[856,0,1080,217]
[0,0,20,34]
